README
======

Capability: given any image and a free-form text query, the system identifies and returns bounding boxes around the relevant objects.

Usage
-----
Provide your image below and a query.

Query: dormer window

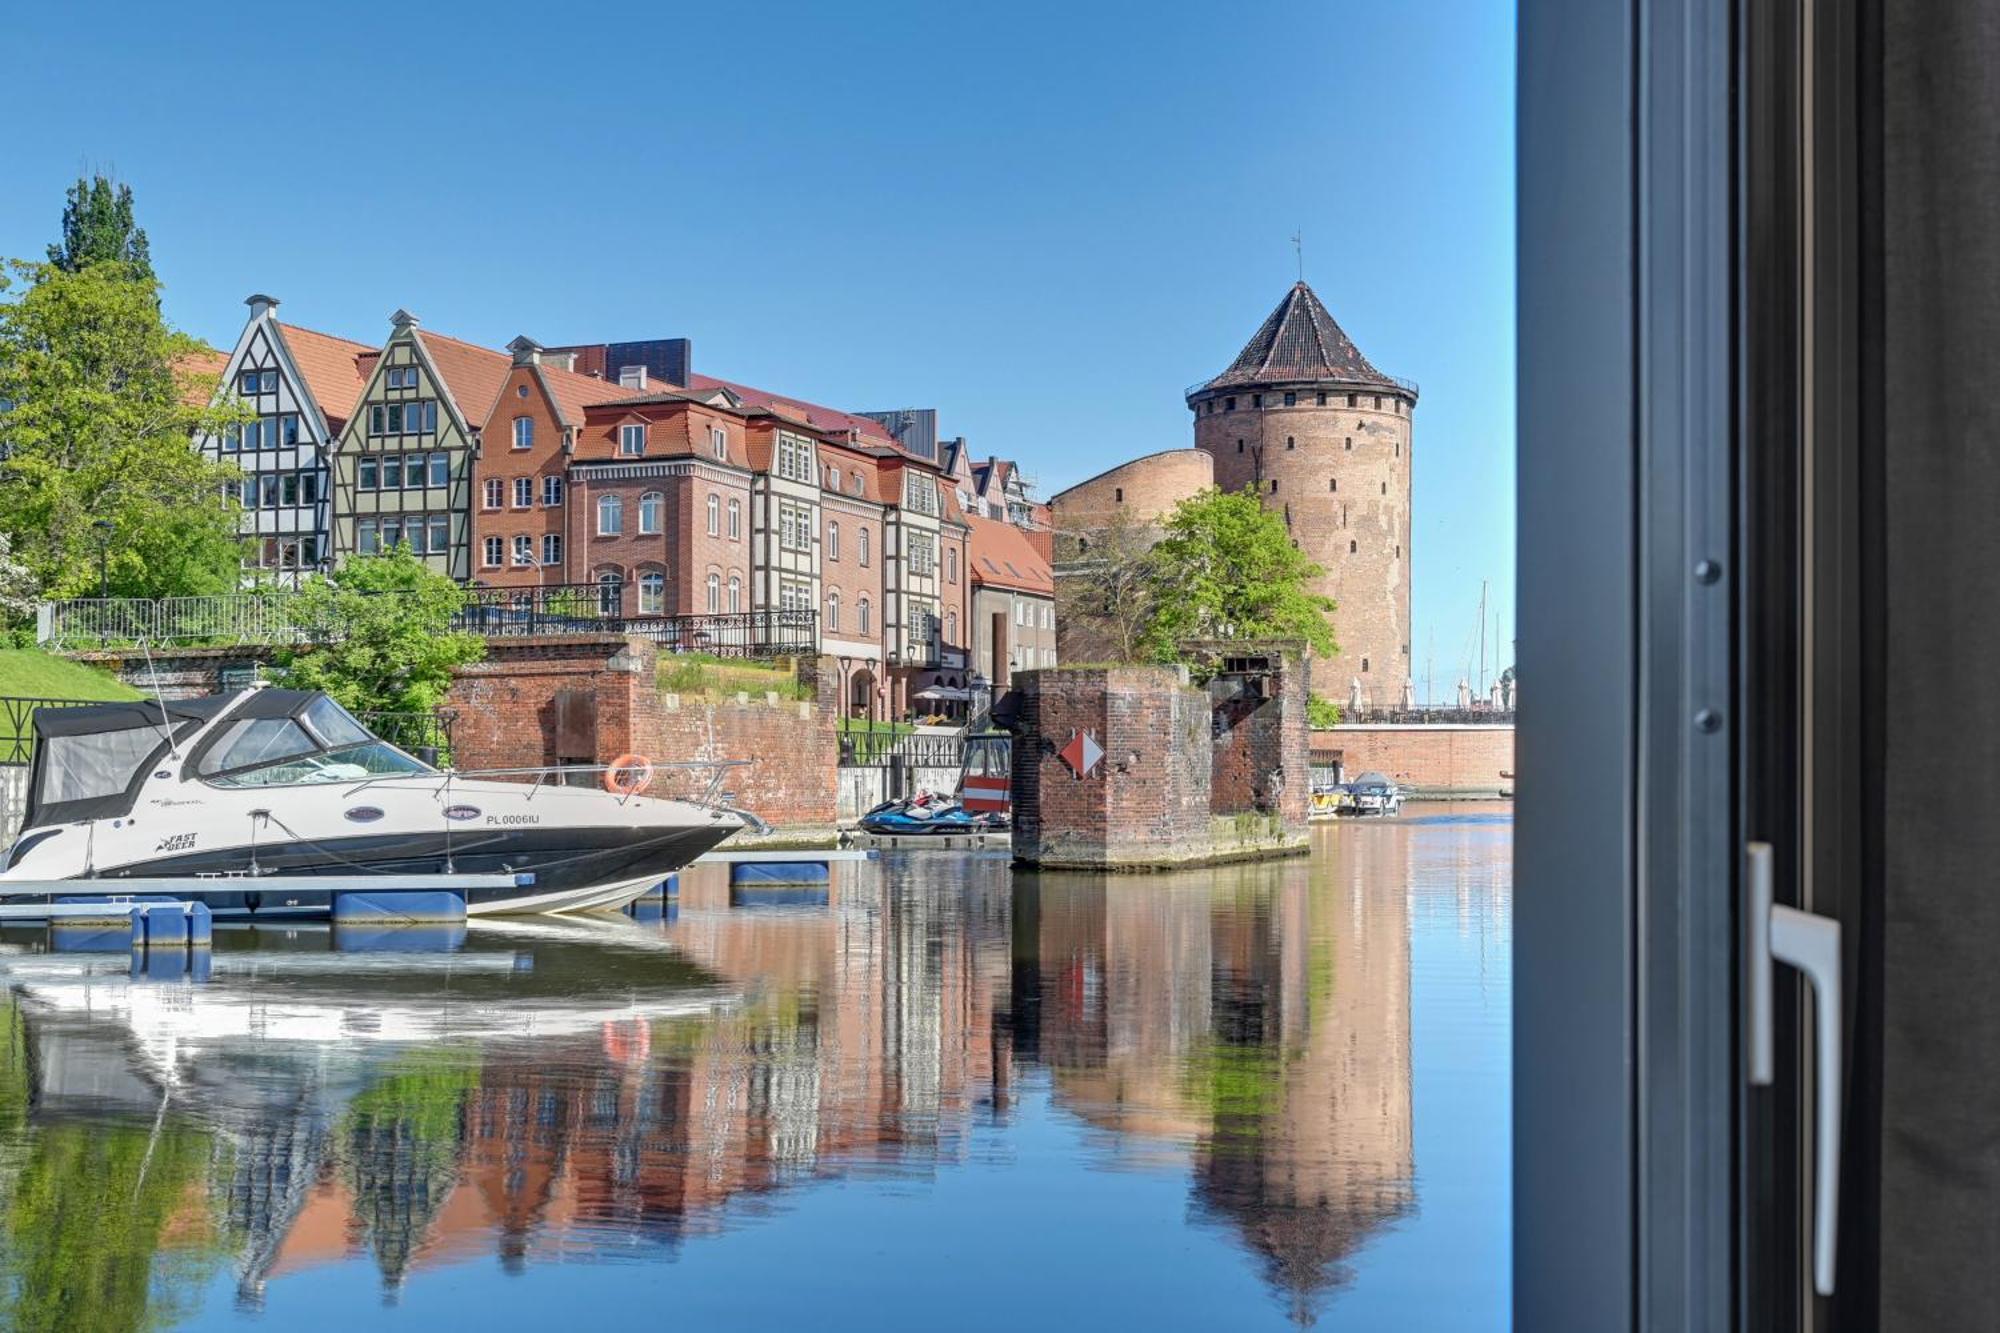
[619,424,646,457]
[776,432,817,484]
[903,472,939,517]
[711,426,728,460]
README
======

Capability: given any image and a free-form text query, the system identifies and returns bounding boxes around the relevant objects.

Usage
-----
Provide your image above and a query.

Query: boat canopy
[26,696,232,829]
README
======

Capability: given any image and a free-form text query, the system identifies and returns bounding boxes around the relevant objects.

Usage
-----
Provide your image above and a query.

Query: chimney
[244,293,280,321]
[508,335,543,367]
[618,365,649,390]
[390,308,419,330]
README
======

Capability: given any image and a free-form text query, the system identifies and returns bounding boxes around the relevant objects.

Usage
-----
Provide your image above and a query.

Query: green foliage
[0,259,247,600]
[658,652,811,701]
[46,176,153,280]
[1053,507,1160,664]
[0,649,140,701]
[1136,486,1338,664]
[272,550,485,715]
[1306,694,1343,728]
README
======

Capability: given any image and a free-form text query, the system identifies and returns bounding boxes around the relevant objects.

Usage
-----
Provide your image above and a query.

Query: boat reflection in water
[0,808,1510,1330]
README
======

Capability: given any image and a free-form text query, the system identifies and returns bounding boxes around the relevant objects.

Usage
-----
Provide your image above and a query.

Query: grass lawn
[657,653,813,702]
[0,649,142,701]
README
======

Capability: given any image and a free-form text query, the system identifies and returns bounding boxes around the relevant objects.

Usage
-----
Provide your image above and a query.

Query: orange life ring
[604,754,654,795]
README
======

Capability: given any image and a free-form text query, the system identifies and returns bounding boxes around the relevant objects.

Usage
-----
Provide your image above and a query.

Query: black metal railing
[0,697,109,766]
[359,709,458,764]
[454,586,816,659]
[838,728,966,769]
[1328,705,1516,725]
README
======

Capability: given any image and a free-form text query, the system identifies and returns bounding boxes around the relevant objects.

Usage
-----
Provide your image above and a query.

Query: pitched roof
[173,347,230,407]
[684,373,903,451]
[540,360,649,425]
[414,329,514,430]
[1194,281,1405,396]
[276,324,374,432]
[965,514,1053,596]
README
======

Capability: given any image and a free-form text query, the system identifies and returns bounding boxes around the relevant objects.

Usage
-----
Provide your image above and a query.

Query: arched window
[858,596,872,634]
[945,610,958,643]
[597,494,623,535]
[727,573,741,612]
[828,521,840,560]
[1350,539,1358,553]
[512,416,533,449]
[859,527,871,566]
[596,569,623,616]
[706,494,720,536]
[705,573,720,613]
[946,547,958,583]
[638,570,665,615]
[727,498,741,539]
[827,591,841,631]
[639,491,664,534]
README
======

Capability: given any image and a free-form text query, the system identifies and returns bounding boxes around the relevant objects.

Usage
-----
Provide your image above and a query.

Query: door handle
[1746,841,1843,1297]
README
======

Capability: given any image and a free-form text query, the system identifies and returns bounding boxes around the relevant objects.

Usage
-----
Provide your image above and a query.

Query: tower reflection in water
[0,812,1508,1331]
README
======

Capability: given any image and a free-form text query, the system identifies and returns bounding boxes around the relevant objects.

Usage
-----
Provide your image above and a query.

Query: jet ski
[856,790,1003,836]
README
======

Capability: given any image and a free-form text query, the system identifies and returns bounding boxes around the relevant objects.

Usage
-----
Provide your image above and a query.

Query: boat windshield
[208,740,435,788]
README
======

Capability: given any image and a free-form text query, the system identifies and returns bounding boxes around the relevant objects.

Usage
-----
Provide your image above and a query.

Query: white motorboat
[0,686,751,917]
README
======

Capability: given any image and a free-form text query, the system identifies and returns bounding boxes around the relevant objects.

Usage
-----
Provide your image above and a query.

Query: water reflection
[0,808,1510,1330]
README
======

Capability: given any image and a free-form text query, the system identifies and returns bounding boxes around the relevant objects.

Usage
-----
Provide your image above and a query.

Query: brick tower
[1187,282,1415,708]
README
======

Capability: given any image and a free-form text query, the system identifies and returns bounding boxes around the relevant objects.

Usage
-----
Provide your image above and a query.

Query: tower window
[1345,438,1353,451]
[1283,391,1296,406]
[1237,439,1244,453]
[1286,436,1295,450]
[1347,394,1358,407]
[1396,442,1401,456]
[1316,391,1327,406]
[1225,396,1236,411]
[1373,395,1382,409]
[1269,479,1278,493]
[1114,487,1123,503]
[1382,481,1388,495]
[1396,545,1402,557]
[1329,478,1337,492]
[1362,657,1370,672]
[1350,539,1358,553]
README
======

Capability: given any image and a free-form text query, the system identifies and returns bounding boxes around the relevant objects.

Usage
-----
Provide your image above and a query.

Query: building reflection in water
[0,812,1507,1330]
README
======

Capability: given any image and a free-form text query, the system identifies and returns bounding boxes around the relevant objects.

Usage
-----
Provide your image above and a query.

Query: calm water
[0,808,1511,1331]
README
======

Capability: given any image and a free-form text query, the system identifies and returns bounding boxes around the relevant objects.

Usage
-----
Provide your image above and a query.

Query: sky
[4,0,1515,691]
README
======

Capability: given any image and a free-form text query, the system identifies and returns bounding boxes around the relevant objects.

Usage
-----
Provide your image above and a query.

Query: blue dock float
[330,890,468,925]
[332,922,468,952]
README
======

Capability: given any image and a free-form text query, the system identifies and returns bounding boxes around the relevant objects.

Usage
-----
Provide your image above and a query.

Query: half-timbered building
[199,295,371,584]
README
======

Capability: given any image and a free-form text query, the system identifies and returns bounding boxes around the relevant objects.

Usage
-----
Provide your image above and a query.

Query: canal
[0,807,1510,1330]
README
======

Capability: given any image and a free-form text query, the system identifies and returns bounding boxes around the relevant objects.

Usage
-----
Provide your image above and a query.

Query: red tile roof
[540,360,649,425]
[173,347,230,407]
[965,514,1053,596]
[276,324,373,433]
[415,329,514,430]
[684,373,902,451]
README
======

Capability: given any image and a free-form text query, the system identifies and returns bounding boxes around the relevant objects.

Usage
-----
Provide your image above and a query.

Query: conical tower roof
[1191,282,1406,398]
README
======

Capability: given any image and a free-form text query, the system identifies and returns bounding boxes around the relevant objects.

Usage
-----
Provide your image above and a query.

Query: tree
[1306,694,1343,728]
[1052,506,1161,663]
[272,549,486,717]
[0,259,246,601]
[1136,485,1337,663]
[46,175,153,279]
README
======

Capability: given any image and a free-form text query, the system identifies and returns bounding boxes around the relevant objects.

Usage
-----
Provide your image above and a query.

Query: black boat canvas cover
[25,696,232,829]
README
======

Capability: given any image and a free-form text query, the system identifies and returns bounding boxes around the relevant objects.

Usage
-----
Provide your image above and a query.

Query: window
[1382,481,1388,495]
[597,571,623,615]
[428,453,449,488]
[1330,478,1338,492]
[238,369,275,395]
[828,522,840,560]
[358,520,380,555]
[705,573,720,613]
[1015,600,1028,626]
[776,432,817,483]
[542,475,563,506]
[850,470,863,495]
[1317,391,1327,405]
[381,455,402,490]
[619,423,645,457]
[1362,656,1370,673]
[1373,395,1383,409]
[1225,396,1236,411]
[542,533,562,567]
[1347,393,1358,407]
[727,573,741,612]
[909,531,936,576]
[1041,603,1052,630]
[826,463,839,489]
[711,426,728,460]
[1283,391,1296,406]
[513,477,533,508]
[1236,440,1244,453]
[827,591,841,631]
[1345,437,1353,451]
[280,474,300,506]
[706,494,719,536]
[1270,479,1279,493]
[780,580,811,613]
[1115,487,1124,502]
[639,491,663,534]
[426,514,448,554]
[483,478,502,509]
[903,472,939,516]
[1350,539,1358,553]
[512,535,534,566]
[858,596,872,634]
[1286,436,1296,450]
[598,494,623,535]
[259,475,281,509]
[513,416,533,449]
[947,547,958,583]
[1252,393,1263,408]
[358,457,378,491]
[638,570,665,615]
[386,366,420,390]
[780,502,811,552]
[727,498,741,539]
[368,400,437,436]
[945,610,958,643]
[299,471,320,505]
[859,527,870,566]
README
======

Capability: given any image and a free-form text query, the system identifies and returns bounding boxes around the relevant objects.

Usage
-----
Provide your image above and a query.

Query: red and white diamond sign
[1058,728,1104,778]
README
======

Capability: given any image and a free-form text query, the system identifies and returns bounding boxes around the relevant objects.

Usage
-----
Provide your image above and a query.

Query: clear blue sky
[6,0,1515,692]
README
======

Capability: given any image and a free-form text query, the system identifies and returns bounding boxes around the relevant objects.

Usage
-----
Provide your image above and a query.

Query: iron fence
[0,696,458,769]
[38,596,311,651]
[838,729,966,769]
[358,709,458,763]
[1332,705,1516,725]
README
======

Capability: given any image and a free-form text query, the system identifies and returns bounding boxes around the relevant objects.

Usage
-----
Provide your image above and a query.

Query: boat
[857,791,1002,836]
[1343,771,1406,817]
[0,686,751,917]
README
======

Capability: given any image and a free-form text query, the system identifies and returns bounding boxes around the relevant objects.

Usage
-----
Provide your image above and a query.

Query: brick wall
[1201,645,1311,826]
[447,635,840,837]
[1312,723,1515,796]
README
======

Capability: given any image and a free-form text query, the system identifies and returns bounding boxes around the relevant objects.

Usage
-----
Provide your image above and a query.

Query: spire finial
[1291,231,1303,283]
